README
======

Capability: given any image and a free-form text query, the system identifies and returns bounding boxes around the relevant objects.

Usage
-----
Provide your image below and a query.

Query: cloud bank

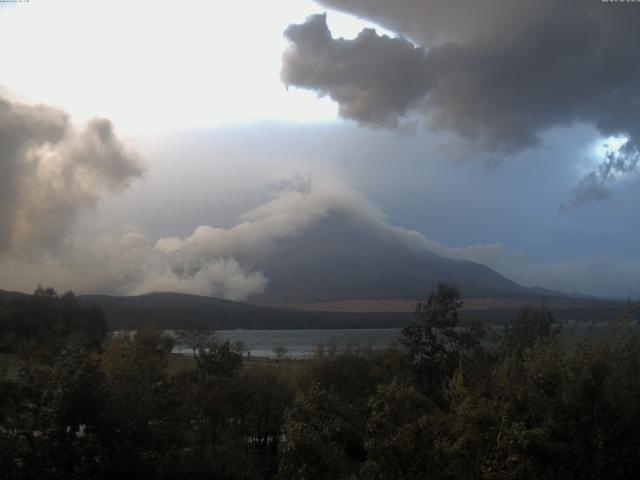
[0,95,145,253]
[282,1,640,208]
[0,94,270,301]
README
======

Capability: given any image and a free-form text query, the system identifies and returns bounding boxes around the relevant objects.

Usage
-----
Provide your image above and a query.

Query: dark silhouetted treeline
[0,286,107,354]
[1,285,639,479]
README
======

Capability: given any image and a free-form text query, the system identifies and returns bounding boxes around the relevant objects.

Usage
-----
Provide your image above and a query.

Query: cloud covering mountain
[2,134,640,300]
[1,94,638,300]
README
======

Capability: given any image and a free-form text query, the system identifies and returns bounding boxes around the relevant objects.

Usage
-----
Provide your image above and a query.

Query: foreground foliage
[0,286,639,479]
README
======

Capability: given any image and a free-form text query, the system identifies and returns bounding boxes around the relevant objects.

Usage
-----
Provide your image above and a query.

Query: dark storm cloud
[562,172,613,213]
[282,1,640,208]
[0,95,145,254]
[282,14,431,127]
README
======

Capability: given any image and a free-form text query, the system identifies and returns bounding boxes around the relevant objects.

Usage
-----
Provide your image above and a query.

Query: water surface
[175,328,402,358]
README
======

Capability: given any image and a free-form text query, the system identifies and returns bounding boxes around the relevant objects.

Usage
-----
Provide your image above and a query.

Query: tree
[0,287,107,355]
[232,339,247,355]
[400,283,468,392]
[101,329,176,478]
[279,384,361,480]
[362,381,441,480]
[186,335,243,476]
[40,340,111,479]
[273,345,288,359]
[2,338,112,479]
[500,304,558,356]
[231,366,295,478]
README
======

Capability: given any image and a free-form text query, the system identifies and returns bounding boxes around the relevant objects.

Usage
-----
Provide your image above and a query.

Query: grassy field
[276,297,626,313]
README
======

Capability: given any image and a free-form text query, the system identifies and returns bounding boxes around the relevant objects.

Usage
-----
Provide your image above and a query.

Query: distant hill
[77,292,629,330]
[2,290,627,330]
[0,289,28,302]
[78,292,414,330]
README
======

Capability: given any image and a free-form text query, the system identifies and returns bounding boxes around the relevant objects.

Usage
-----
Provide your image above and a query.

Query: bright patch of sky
[574,135,630,178]
[0,0,382,132]
[594,136,629,159]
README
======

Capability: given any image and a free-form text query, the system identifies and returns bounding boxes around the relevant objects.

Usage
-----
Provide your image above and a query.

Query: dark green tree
[401,283,469,392]
[279,384,361,480]
[500,304,558,356]
[362,380,441,480]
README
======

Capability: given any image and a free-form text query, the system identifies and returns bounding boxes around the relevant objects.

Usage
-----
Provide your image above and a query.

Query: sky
[1,0,640,299]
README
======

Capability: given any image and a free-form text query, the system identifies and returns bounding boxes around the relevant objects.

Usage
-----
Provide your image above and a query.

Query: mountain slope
[243,211,527,304]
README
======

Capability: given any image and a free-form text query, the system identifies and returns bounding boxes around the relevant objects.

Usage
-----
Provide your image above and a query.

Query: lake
[169,321,623,359]
[173,328,403,359]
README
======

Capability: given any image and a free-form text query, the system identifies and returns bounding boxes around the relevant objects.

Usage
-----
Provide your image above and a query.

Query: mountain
[242,211,537,304]
[0,203,625,327]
